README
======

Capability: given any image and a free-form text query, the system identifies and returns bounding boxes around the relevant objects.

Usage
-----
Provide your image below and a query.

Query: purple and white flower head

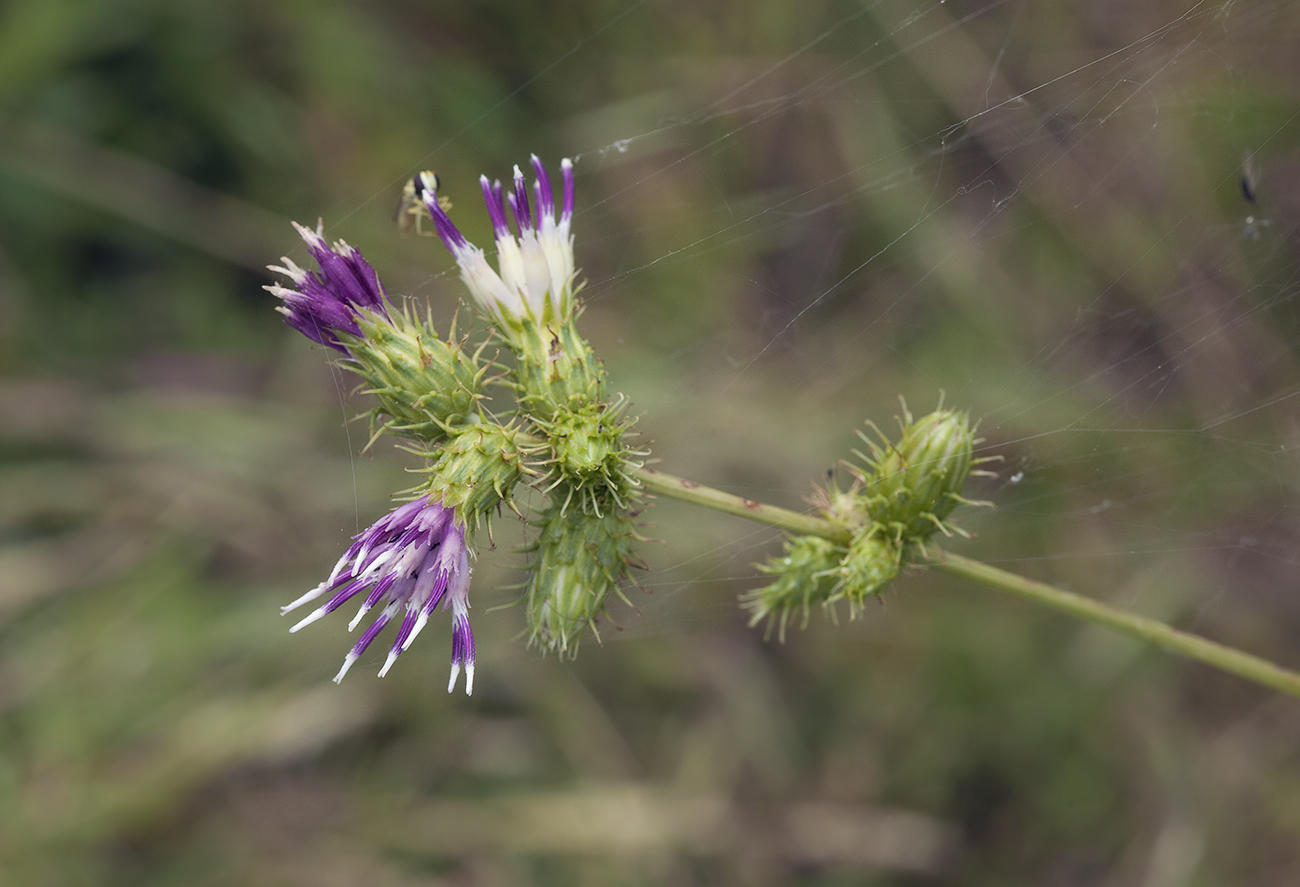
[425,156,576,328]
[266,221,391,353]
[282,496,477,694]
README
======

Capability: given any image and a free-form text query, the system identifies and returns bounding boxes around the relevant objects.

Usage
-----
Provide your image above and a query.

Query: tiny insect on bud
[396,170,451,236]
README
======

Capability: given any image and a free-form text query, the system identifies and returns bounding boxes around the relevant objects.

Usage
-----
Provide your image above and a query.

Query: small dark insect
[1240,152,1258,205]
[396,170,452,235]
[1238,153,1271,240]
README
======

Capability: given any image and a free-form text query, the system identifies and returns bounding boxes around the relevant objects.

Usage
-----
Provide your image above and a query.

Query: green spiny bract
[546,401,622,480]
[534,397,641,512]
[341,307,487,445]
[852,407,977,544]
[413,421,527,530]
[522,485,642,659]
[508,317,647,653]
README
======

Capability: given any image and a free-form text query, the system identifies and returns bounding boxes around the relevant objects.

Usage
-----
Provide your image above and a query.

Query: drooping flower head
[266,221,488,446]
[425,156,576,328]
[282,496,476,694]
[266,221,391,353]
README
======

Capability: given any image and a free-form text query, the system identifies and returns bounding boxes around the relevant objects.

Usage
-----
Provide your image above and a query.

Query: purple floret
[266,222,391,353]
[282,495,477,694]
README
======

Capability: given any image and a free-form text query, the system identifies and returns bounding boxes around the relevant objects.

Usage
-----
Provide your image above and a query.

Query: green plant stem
[634,466,1300,699]
[636,467,840,540]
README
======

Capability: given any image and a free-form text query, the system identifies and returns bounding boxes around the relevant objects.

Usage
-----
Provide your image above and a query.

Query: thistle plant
[268,156,1300,701]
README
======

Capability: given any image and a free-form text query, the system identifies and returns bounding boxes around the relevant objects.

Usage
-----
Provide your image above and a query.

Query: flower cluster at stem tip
[267,157,647,694]
[267,157,985,694]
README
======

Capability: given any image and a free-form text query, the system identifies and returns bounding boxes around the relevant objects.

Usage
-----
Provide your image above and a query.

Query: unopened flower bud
[416,421,526,527]
[744,531,903,636]
[523,489,640,658]
[533,397,642,507]
[743,535,842,639]
[856,408,976,542]
[830,533,901,617]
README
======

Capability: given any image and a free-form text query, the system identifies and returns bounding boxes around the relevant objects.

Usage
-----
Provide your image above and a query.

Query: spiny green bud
[504,316,643,514]
[523,488,641,658]
[343,308,487,445]
[415,421,526,528]
[533,398,642,508]
[742,535,842,640]
[744,532,903,637]
[855,407,976,543]
[510,318,607,420]
[829,533,901,618]
[548,402,620,478]
[812,479,871,534]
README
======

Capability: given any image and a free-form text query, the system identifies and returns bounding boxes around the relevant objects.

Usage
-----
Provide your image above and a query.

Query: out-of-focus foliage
[3,0,1300,884]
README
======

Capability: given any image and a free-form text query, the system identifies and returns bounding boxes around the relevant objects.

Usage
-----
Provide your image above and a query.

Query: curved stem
[634,466,1300,699]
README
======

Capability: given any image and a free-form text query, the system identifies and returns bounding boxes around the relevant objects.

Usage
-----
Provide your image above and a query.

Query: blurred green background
[4,0,1300,884]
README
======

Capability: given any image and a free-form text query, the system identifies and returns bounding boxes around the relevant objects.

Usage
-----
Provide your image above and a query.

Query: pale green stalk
[634,467,1300,699]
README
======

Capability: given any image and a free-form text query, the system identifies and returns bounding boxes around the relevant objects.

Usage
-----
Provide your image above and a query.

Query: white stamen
[377,650,399,678]
[347,602,374,632]
[325,553,355,587]
[447,662,461,694]
[465,663,475,696]
[289,606,331,633]
[267,258,308,284]
[281,583,327,614]
[292,221,327,249]
[401,611,431,651]
[360,544,406,580]
[457,246,525,319]
[265,284,302,301]
[332,652,358,684]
